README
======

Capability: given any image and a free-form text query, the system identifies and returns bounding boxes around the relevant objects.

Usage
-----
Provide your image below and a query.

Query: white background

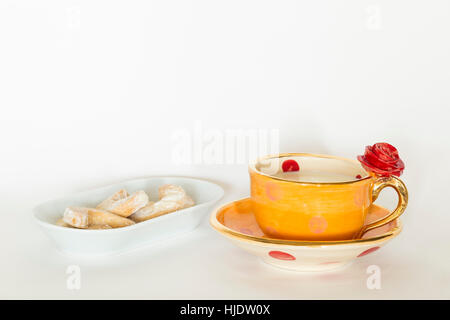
[0,0,449,299]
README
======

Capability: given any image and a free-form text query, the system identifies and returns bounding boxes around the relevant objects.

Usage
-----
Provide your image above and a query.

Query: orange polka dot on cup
[265,181,283,201]
[354,184,370,207]
[308,216,328,234]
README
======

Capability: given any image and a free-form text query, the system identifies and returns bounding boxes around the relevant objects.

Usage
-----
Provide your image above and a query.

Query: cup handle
[356,175,408,238]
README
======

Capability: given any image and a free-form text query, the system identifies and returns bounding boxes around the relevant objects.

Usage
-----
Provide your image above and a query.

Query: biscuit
[63,207,89,229]
[159,185,194,209]
[87,224,113,230]
[56,218,72,228]
[130,185,194,222]
[97,189,129,211]
[130,201,179,222]
[87,208,135,228]
[183,195,195,209]
[158,184,186,203]
[97,190,148,217]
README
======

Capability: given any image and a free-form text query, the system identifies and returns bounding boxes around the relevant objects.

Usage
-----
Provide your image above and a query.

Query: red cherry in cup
[282,159,300,172]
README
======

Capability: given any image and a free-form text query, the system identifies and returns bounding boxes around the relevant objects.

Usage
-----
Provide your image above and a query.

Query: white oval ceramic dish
[210,198,402,272]
[34,177,224,256]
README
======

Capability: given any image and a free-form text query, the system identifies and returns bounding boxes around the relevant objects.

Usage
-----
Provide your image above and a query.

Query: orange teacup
[249,153,408,241]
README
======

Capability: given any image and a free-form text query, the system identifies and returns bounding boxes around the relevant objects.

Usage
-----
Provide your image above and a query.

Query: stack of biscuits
[56,184,194,229]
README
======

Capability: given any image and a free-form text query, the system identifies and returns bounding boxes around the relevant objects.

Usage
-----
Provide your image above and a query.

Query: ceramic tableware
[34,177,224,256]
[249,153,408,240]
[210,198,401,272]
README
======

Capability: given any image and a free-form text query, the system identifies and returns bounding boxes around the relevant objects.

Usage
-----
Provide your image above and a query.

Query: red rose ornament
[357,142,405,177]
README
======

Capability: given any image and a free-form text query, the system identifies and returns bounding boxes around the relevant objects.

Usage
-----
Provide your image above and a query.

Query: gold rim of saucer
[210,198,402,247]
[248,153,372,185]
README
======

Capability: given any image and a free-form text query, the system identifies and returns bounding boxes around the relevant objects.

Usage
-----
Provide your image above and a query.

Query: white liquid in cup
[272,170,361,183]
